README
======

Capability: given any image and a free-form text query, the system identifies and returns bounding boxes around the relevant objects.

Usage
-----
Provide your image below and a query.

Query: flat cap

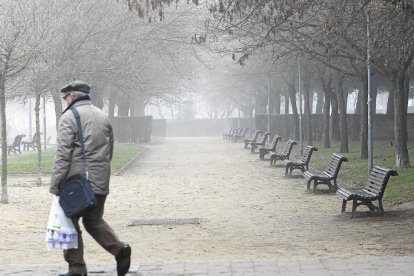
[61,80,90,93]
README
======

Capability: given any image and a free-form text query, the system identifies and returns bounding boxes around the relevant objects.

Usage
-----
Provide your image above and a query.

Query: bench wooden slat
[243,130,262,149]
[259,135,282,160]
[304,153,348,192]
[282,146,317,176]
[269,140,297,165]
[250,132,270,153]
[8,134,25,155]
[233,127,249,142]
[336,166,398,218]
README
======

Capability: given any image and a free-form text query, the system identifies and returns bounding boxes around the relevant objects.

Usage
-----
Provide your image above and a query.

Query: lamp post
[267,78,270,133]
[366,11,373,173]
[29,99,32,138]
[43,96,47,149]
[298,61,303,154]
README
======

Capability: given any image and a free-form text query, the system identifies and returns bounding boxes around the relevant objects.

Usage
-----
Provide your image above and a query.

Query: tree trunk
[387,87,394,115]
[343,83,349,112]
[273,88,281,114]
[108,94,116,119]
[130,98,146,116]
[309,91,314,114]
[371,76,378,115]
[118,96,130,116]
[355,89,361,115]
[249,96,254,135]
[315,90,324,114]
[35,94,42,186]
[91,92,104,110]
[288,80,300,141]
[284,94,290,114]
[303,73,313,145]
[170,106,175,119]
[330,88,340,141]
[403,70,410,142]
[359,75,368,159]
[323,90,331,148]
[0,76,8,203]
[334,73,349,153]
[393,70,410,167]
[254,92,267,114]
[51,90,63,131]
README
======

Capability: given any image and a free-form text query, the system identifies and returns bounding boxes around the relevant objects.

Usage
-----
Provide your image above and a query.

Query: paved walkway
[1,256,414,275]
[2,137,414,275]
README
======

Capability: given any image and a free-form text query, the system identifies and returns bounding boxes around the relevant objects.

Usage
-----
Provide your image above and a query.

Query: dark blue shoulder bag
[59,108,97,218]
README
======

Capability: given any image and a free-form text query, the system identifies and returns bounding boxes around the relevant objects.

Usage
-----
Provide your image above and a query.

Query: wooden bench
[304,153,348,192]
[229,127,243,142]
[258,135,282,160]
[7,134,25,155]
[223,128,235,140]
[22,133,38,151]
[243,130,262,149]
[336,166,398,218]
[250,132,270,153]
[233,127,249,142]
[269,139,297,165]
[282,145,318,176]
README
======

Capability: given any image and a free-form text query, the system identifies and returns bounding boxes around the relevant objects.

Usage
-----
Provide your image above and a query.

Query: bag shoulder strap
[70,108,87,170]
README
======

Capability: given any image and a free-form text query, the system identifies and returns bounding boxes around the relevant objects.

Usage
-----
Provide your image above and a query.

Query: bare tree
[0,1,42,203]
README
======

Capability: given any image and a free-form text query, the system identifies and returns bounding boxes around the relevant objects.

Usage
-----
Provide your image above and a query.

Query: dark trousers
[63,194,124,274]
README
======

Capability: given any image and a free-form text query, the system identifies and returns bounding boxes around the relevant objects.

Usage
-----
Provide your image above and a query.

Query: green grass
[302,140,414,205]
[4,143,144,175]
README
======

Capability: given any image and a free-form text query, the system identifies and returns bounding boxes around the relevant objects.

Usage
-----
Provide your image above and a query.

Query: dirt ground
[1,137,414,268]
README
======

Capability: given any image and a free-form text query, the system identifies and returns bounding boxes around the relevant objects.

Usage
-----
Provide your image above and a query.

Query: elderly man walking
[50,80,131,276]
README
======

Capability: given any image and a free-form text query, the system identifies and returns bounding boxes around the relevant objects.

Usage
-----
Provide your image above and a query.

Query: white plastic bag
[46,196,78,250]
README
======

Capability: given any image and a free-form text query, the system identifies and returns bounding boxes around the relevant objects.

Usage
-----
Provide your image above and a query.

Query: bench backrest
[258,132,270,144]
[324,153,348,178]
[363,166,398,197]
[269,135,282,150]
[281,139,297,155]
[31,133,38,142]
[12,135,25,146]
[250,130,262,142]
[300,145,318,163]
[240,127,249,137]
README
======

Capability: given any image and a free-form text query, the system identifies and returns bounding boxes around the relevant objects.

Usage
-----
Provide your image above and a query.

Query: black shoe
[116,244,131,276]
[58,273,87,276]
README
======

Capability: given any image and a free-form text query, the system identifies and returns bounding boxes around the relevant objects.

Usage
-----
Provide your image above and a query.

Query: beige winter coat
[50,99,114,195]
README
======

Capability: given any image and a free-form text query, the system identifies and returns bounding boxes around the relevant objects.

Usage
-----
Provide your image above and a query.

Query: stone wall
[165,118,253,137]
[111,116,152,142]
[254,113,414,141]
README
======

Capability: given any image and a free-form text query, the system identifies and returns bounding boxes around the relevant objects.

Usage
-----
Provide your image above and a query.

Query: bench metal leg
[378,198,384,215]
[366,201,376,211]
[351,198,358,219]
[332,180,338,192]
[341,200,347,213]
[306,180,312,190]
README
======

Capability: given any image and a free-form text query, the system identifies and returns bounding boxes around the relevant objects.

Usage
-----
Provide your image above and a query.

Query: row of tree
[0,0,207,203]
[1,0,413,203]
[190,0,414,168]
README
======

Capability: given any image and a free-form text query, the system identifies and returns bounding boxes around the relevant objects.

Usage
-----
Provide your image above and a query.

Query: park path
[1,137,414,275]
